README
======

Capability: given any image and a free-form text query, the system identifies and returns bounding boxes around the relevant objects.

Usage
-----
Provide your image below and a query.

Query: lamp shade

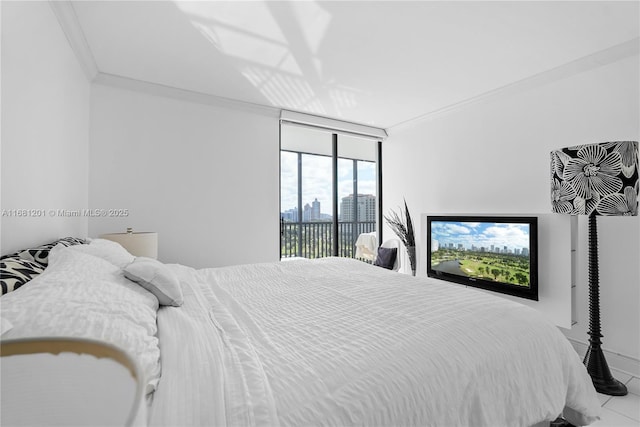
[551,141,638,216]
[100,230,158,259]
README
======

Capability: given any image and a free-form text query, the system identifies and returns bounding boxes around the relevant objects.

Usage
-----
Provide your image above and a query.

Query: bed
[0,238,601,427]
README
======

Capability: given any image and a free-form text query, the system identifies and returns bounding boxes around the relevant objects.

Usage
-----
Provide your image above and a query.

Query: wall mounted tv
[426,215,538,301]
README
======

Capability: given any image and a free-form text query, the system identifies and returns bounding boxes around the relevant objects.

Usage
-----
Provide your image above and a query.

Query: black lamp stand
[583,214,627,396]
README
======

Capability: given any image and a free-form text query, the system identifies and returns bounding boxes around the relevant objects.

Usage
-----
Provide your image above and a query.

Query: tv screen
[427,215,538,301]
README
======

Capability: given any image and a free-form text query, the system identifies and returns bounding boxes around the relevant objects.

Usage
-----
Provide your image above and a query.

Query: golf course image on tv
[426,216,538,300]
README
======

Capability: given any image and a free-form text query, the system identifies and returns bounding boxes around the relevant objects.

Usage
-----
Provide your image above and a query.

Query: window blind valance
[280,110,387,141]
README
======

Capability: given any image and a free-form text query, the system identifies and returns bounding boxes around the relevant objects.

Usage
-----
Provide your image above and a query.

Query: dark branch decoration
[385,199,417,275]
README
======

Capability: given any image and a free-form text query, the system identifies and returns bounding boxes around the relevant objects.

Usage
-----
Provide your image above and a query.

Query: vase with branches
[384,199,416,275]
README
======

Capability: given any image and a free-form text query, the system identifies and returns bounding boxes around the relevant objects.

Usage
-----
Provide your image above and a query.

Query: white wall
[420,212,575,329]
[383,56,639,373]
[1,1,90,254]
[88,84,281,268]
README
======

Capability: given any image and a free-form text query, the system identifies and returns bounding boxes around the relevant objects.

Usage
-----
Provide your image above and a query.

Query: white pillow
[124,257,183,307]
[61,238,135,268]
[0,249,161,394]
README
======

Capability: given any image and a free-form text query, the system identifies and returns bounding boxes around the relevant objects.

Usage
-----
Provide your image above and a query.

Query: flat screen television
[426,215,538,301]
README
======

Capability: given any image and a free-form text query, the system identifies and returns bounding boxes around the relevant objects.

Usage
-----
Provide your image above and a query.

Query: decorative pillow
[0,252,20,260]
[0,257,46,295]
[64,238,135,268]
[373,247,397,270]
[124,257,183,307]
[17,237,85,266]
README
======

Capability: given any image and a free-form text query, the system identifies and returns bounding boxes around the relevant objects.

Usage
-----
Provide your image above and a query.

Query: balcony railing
[281,221,376,259]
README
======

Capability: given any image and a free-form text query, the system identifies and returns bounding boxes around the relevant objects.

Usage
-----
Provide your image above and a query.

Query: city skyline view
[281,194,377,222]
[280,151,376,218]
[431,221,530,254]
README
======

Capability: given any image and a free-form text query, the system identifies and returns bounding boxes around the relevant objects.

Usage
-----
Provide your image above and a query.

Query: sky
[280,151,376,215]
[431,221,531,251]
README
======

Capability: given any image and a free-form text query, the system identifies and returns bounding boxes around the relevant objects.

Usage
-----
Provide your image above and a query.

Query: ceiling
[69,1,639,130]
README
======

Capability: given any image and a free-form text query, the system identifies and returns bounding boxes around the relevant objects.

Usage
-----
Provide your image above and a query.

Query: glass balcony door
[280,125,334,258]
[280,124,379,260]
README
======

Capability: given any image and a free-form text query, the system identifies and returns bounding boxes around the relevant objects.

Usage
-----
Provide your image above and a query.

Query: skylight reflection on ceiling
[242,66,327,115]
[330,86,360,118]
[175,1,287,44]
[176,1,302,74]
[291,1,331,56]
[173,1,361,120]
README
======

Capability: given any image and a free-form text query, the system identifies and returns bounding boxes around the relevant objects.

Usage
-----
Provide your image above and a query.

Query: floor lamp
[551,141,638,396]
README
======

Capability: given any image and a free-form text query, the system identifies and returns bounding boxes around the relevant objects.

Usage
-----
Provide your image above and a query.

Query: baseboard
[567,337,640,378]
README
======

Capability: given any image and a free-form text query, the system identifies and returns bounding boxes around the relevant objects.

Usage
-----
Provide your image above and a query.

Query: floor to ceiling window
[280,122,381,259]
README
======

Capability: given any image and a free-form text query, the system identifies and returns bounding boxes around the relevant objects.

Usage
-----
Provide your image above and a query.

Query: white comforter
[149,257,600,427]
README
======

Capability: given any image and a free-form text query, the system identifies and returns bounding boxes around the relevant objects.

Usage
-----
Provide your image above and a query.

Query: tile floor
[590,370,640,426]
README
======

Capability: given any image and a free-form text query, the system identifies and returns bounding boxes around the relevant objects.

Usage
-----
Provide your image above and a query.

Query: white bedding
[0,248,161,395]
[150,257,601,427]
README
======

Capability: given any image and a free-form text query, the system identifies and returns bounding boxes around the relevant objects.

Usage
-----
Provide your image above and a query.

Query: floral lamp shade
[551,141,639,217]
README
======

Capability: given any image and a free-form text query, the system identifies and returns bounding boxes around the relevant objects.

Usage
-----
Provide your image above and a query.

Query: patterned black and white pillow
[0,257,46,295]
[17,237,86,266]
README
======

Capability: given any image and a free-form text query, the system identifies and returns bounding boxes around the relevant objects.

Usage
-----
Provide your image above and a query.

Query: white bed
[1,239,601,427]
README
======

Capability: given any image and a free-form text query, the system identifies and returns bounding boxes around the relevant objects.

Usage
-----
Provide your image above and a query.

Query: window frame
[279,126,383,259]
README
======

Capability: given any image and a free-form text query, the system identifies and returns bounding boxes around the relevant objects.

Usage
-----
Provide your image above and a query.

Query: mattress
[149,257,601,427]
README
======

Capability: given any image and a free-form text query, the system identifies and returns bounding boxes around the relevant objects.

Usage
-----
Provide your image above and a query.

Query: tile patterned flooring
[591,371,640,426]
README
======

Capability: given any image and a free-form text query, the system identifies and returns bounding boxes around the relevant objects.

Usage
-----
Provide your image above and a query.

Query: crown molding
[94,73,387,135]
[49,0,98,82]
[388,37,640,134]
[93,73,282,118]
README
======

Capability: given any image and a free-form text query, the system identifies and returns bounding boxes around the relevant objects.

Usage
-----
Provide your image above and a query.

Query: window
[280,123,381,259]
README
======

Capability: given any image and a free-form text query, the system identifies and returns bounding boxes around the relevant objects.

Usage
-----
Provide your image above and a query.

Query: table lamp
[100,228,158,259]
